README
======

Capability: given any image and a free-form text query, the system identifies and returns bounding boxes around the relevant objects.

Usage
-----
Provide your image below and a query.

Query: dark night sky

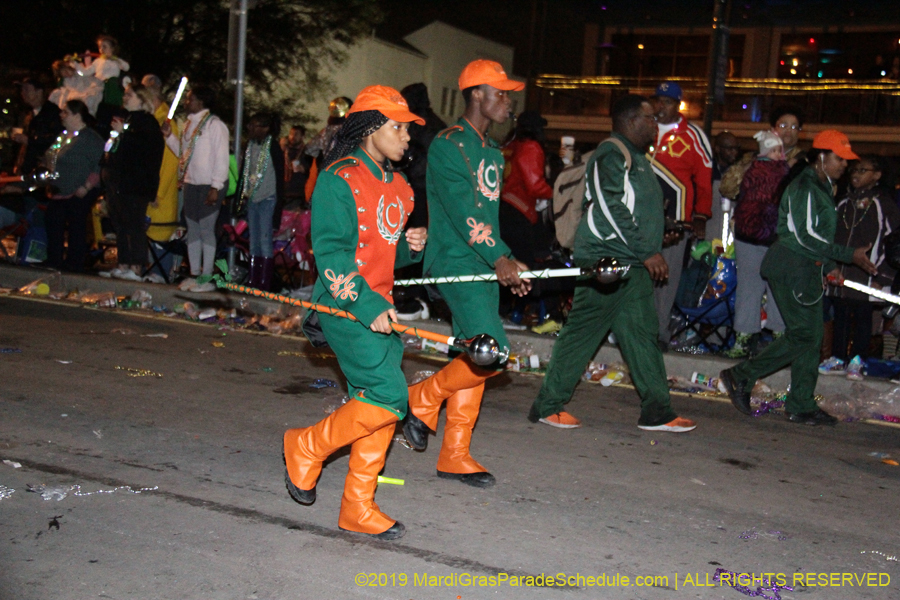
[374,0,900,77]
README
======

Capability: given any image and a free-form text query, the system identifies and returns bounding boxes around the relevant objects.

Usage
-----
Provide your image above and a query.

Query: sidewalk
[1,262,894,400]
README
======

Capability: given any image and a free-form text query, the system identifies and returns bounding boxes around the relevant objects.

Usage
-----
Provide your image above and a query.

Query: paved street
[1,295,898,600]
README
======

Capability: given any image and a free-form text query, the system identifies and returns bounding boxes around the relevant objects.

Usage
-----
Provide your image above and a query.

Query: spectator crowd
[4,37,900,394]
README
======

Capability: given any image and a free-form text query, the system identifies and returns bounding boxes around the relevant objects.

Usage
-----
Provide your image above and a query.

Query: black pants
[45,191,96,272]
[832,296,875,360]
[108,192,152,266]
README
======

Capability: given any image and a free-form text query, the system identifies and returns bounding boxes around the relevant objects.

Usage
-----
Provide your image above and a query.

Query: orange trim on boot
[284,398,398,492]
[338,424,398,535]
[436,381,492,474]
[408,354,496,431]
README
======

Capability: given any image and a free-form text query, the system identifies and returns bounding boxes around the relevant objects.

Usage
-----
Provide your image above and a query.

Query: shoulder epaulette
[436,125,465,140]
[325,156,359,175]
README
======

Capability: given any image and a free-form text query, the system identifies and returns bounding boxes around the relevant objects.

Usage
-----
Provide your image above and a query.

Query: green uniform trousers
[437,280,509,369]
[531,269,678,427]
[318,311,408,419]
[730,265,823,415]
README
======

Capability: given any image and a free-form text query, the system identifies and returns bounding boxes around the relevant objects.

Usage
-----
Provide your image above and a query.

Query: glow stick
[377,476,405,485]
[840,279,900,306]
[167,77,188,120]
[394,267,584,287]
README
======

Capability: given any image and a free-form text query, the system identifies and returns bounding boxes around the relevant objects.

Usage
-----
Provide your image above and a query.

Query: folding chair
[671,287,736,352]
[0,218,28,262]
[142,222,186,283]
[2,202,47,265]
[218,218,251,283]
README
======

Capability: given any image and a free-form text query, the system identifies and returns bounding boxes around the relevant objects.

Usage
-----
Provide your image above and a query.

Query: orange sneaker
[637,417,696,433]
[538,411,582,429]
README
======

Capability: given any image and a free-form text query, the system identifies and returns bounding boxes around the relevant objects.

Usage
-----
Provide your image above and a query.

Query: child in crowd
[821,155,900,379]
[77,35,129,107]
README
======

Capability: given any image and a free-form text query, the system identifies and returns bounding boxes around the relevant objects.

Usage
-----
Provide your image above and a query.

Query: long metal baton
[394,267,584,287]
[216,281,504,365]
[395,257,632,287]
[830,277,900,306]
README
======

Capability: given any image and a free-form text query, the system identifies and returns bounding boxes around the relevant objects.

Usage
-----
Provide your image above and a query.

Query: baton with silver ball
[394,258,631,286]
[217,281,505,365]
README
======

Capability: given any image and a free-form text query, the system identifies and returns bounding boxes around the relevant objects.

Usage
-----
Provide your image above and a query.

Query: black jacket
[19,100,63,175]
[831,184,900,301]
[104,110,165,196]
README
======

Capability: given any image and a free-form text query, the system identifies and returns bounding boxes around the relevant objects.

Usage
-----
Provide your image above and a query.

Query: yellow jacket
[146,102,180,242]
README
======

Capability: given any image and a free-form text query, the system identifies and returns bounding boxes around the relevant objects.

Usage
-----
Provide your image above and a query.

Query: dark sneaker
[284,466,316,505]
[719,368,753,415]
[340,521,406,540]
[401,413,430,451]
[785,409,838,426]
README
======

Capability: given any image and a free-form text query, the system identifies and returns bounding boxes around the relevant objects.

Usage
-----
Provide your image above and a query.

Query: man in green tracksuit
[403,60,531,488]
[528,94,697,433]
[721,130,877,425]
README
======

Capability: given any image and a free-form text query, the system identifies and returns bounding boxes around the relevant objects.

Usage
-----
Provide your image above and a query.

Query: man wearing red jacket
[648,81,713,348]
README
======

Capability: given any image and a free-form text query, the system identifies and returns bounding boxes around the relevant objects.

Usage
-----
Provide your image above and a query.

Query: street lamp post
[703,0,732,137]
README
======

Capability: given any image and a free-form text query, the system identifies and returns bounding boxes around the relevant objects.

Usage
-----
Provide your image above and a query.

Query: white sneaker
[115,269,143,282]
[396,299,429,321]
[178,277,198,291]
[845,355,865,381]
[99,267,125,278]
[189,281,217,293]
[818,356,846,375]
[142,273,166,284]
[501,318,526,331]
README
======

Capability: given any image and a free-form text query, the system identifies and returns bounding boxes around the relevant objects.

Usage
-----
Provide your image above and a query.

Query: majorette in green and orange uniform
[283,85,425,540]
[403,59,526,489]
[308,145,420,415]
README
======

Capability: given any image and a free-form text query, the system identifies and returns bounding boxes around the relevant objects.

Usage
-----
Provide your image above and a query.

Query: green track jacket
[573,133,663,269]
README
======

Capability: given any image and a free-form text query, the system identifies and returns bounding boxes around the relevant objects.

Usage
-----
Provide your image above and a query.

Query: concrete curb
[1,262,894,400]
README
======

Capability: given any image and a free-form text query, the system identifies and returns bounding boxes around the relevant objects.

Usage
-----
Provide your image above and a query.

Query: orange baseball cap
[812,129,858,160]
[347,85,425,125]
[458,59,525,92]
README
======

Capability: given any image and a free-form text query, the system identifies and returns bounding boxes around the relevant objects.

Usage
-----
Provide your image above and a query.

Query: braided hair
[323,110,388,167]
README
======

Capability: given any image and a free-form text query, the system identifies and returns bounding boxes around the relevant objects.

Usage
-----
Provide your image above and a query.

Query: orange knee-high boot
[283,398,398,505]
[404,355,495,450]
[435,382,495,488]
[338,424,405,539]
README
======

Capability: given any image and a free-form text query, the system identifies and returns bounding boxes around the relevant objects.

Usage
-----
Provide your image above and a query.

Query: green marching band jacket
[424,117,514,277]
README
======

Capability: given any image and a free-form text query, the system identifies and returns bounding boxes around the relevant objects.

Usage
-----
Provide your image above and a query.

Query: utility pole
[227,0,250,276]
[703,0,732,137]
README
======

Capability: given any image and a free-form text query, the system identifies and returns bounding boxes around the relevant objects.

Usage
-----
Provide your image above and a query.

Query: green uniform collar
[457,117,498,149]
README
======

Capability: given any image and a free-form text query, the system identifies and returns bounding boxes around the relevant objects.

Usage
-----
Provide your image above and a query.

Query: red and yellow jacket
[648,116,713,222]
